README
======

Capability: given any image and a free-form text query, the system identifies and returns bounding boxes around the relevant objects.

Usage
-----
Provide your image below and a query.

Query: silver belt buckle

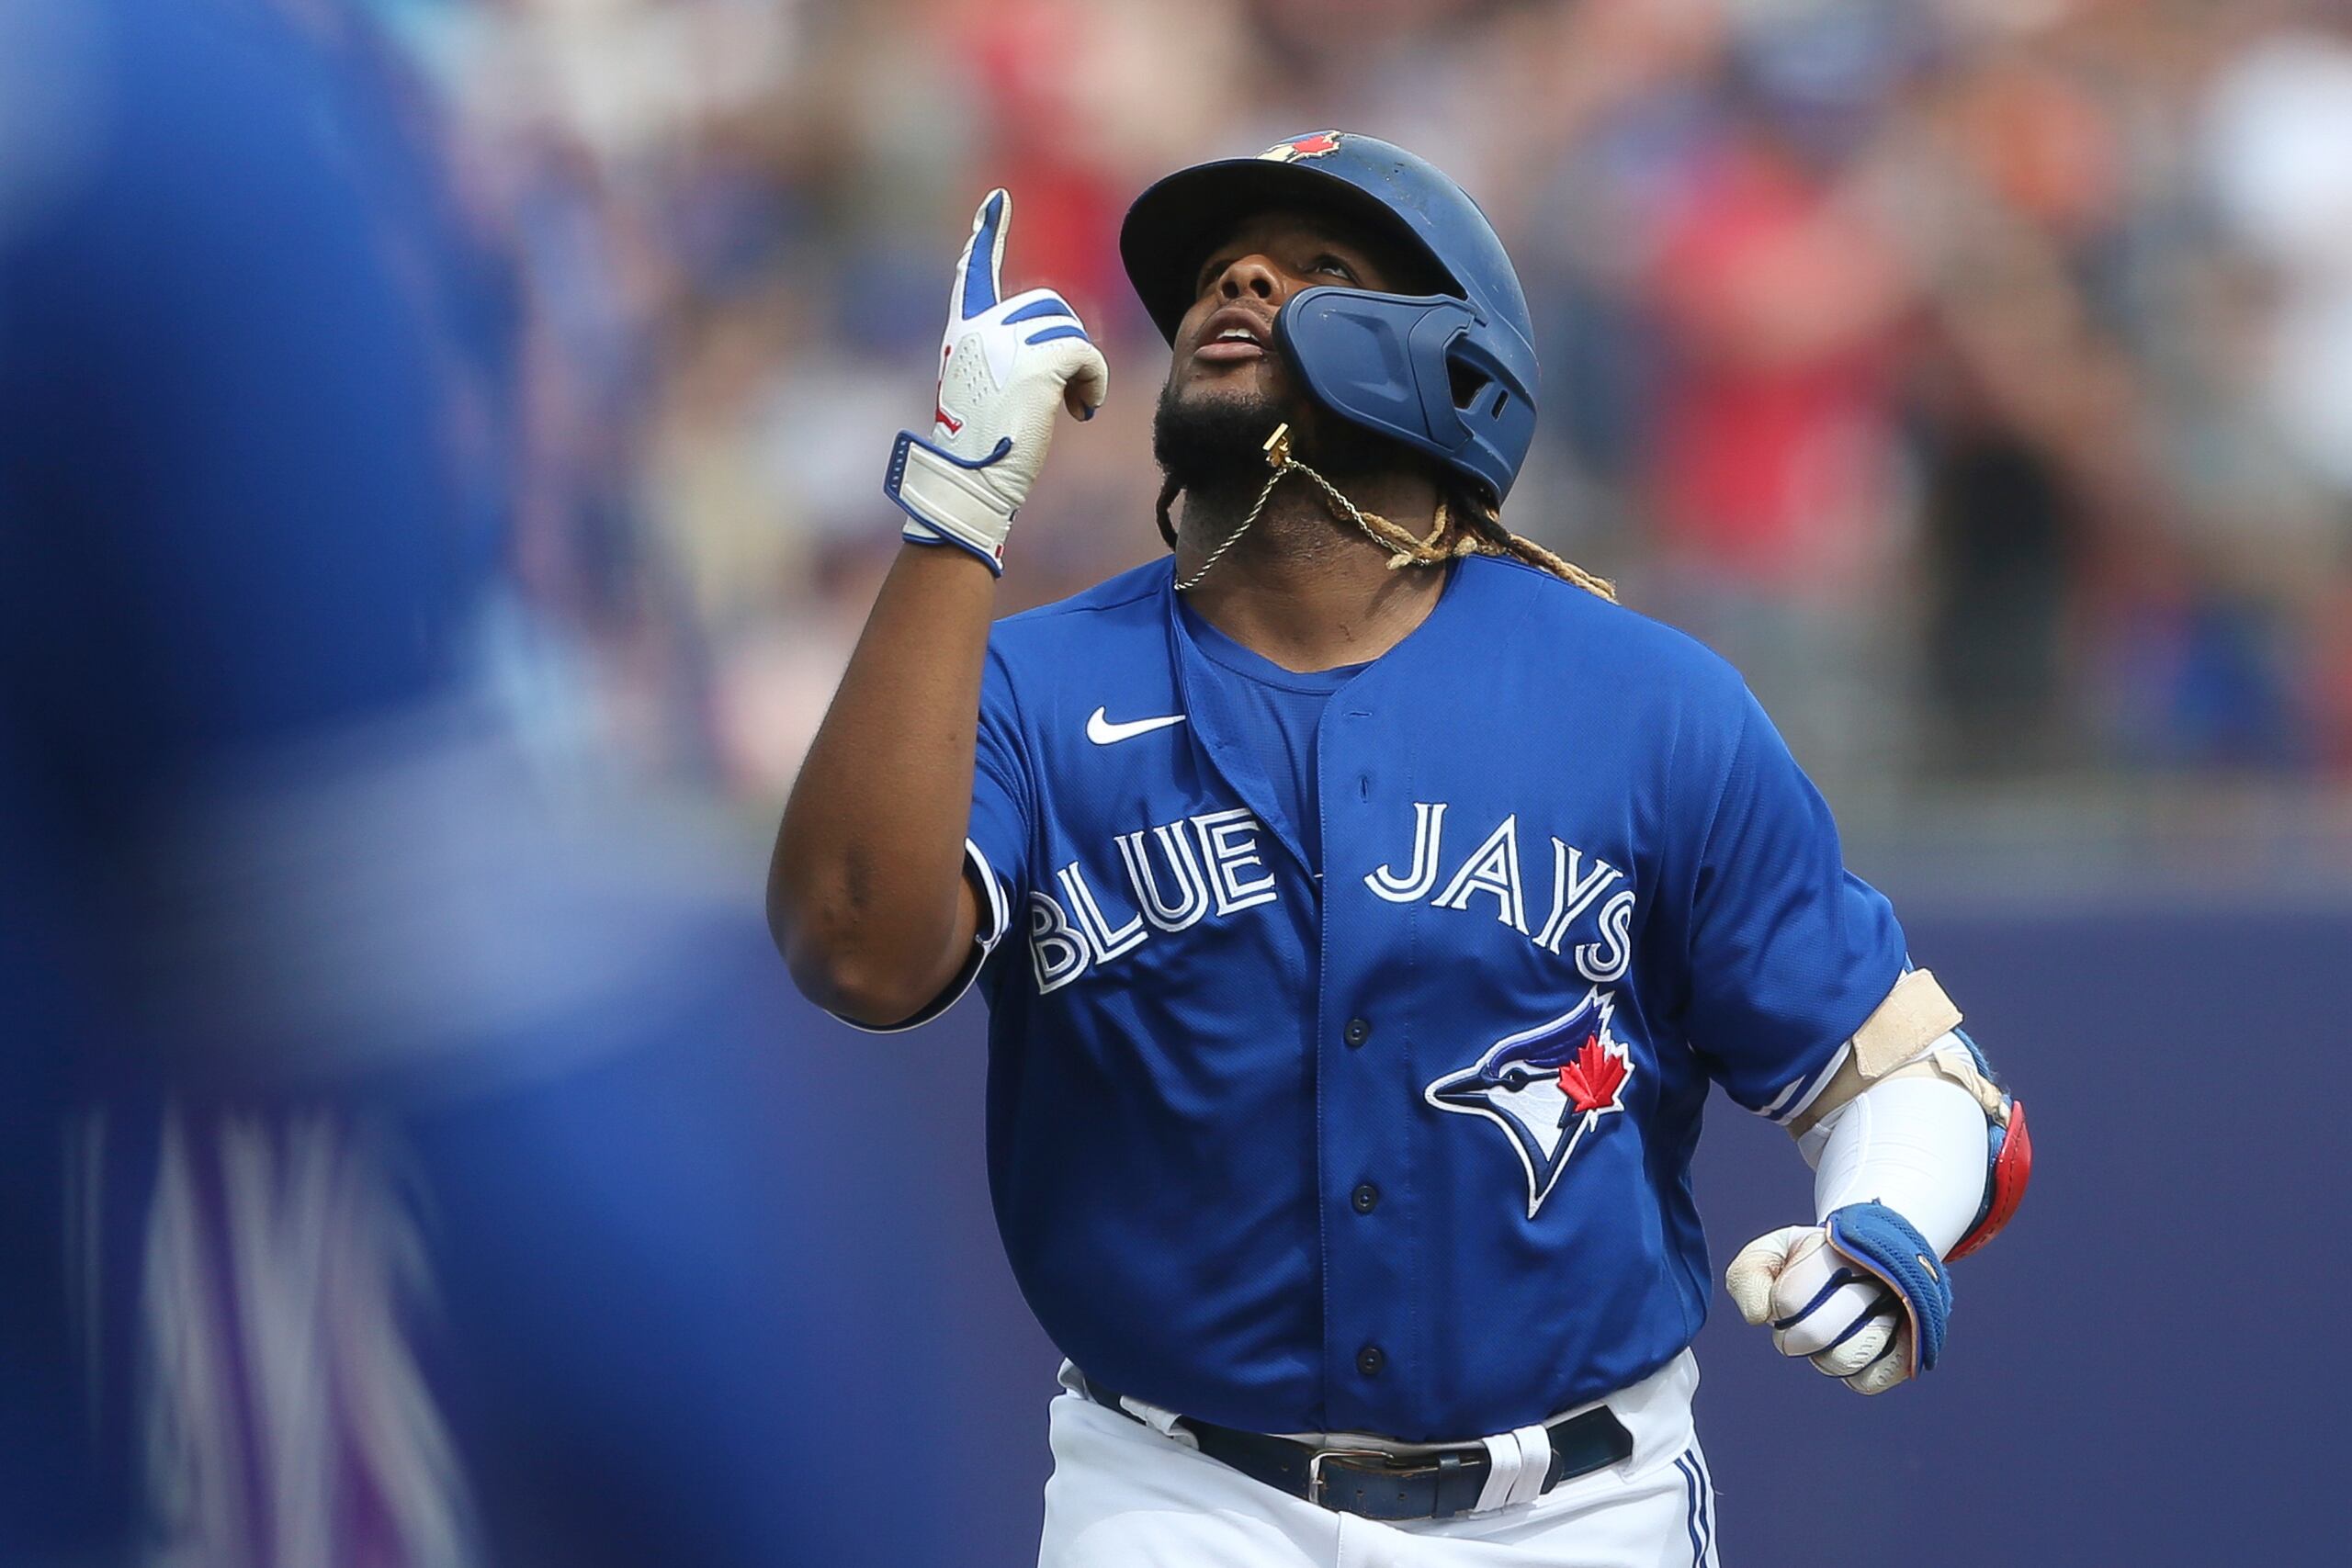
[1304,1447,1392,1507]
[1306,1446,1453,1510]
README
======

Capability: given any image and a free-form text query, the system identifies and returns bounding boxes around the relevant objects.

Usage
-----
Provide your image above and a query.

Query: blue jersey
[919,552,1906,1441]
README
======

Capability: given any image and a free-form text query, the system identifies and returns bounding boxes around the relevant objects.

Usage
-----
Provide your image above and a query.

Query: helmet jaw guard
[1274,286,1537,508]
[1121,131,1542,503]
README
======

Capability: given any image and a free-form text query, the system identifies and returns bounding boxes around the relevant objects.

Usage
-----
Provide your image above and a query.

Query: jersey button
[1351,1182,1380,1214]
[1343,1017,1373,1047]
[1355,1344,1386,1378]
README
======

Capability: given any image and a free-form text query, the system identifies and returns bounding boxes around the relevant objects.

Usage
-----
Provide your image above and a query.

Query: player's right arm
[770,548,997,1024]
[767,190,1105,1027]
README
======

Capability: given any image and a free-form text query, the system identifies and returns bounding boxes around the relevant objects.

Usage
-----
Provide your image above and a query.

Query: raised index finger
[954,188,1011,321]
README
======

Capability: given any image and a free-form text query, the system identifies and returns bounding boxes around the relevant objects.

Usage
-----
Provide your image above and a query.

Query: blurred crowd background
[8,3,2352,1567]
[368,0,2352,844]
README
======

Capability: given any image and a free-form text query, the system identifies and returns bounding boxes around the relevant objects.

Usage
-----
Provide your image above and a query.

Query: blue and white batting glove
[882,188,1109,574]
[1726,1201,1951,1396]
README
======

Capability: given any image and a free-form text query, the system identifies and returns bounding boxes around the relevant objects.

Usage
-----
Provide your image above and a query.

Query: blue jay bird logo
[1425,989,1634,1218]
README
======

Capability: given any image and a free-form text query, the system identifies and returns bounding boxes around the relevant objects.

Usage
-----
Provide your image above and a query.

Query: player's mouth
[1194,305,1272,364]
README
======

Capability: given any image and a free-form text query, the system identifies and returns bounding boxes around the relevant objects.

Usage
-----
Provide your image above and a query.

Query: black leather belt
[1076,1374,1634,1521]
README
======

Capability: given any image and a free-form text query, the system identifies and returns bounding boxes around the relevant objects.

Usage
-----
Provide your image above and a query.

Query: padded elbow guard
[1947,1030,2031,1261]
[1793,971,2032,1262]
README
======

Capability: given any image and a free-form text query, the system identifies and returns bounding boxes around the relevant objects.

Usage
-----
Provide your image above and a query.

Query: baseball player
[769,132,2030,1565]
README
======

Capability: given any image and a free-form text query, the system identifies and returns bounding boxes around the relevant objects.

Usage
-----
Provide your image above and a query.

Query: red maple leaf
[1288,132,1340,158]
[1557,1036,1628,1114]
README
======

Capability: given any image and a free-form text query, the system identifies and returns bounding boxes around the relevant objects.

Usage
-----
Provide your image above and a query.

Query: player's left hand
[1726,1223,1913,1395]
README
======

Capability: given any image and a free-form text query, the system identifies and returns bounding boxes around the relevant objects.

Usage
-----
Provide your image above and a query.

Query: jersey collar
[1161,556,1513,881]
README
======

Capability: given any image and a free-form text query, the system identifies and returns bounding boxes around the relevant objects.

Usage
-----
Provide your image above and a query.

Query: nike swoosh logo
[1086,706,1186,745]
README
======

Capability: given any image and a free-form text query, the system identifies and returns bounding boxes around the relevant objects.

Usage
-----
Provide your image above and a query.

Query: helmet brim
[1119,157,1461,344]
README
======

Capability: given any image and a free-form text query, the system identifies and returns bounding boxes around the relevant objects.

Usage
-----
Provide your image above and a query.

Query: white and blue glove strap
[883,189,1108,575]
[886,430,1015,574]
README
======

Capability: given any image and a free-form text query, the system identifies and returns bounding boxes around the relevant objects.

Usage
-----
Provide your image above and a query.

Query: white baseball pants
[1038,1352,1721,1567]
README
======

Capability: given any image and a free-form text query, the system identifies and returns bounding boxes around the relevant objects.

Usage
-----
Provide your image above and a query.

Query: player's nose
[1216,254,1283,310]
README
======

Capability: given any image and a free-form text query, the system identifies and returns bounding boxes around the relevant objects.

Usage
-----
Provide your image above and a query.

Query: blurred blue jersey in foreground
[3,0,487,1557]
[3,5,967,1565]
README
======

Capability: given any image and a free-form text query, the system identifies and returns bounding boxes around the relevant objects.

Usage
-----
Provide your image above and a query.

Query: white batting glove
[882,188,1109,574]
[1725,1224,1913,1396]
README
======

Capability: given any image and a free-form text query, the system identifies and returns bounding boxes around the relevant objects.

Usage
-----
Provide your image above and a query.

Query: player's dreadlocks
[1157,424,1615,600]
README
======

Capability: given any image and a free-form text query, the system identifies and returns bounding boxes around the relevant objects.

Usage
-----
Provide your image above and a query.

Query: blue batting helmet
[1120,130,1539,504]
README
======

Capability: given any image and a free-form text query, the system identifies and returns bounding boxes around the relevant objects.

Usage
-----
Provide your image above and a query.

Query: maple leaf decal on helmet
[1257,130,1343,164]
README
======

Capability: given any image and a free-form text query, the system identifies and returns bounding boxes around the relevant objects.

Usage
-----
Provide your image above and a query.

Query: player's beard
[1152,378,1283,499]
[1152,376,1390,502]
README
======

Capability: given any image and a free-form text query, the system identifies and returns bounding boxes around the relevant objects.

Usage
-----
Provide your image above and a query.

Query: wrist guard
[1825,1201,1952,1376]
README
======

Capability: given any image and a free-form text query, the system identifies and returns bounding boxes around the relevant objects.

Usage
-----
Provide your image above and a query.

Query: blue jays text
[1029,801,1636,994]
